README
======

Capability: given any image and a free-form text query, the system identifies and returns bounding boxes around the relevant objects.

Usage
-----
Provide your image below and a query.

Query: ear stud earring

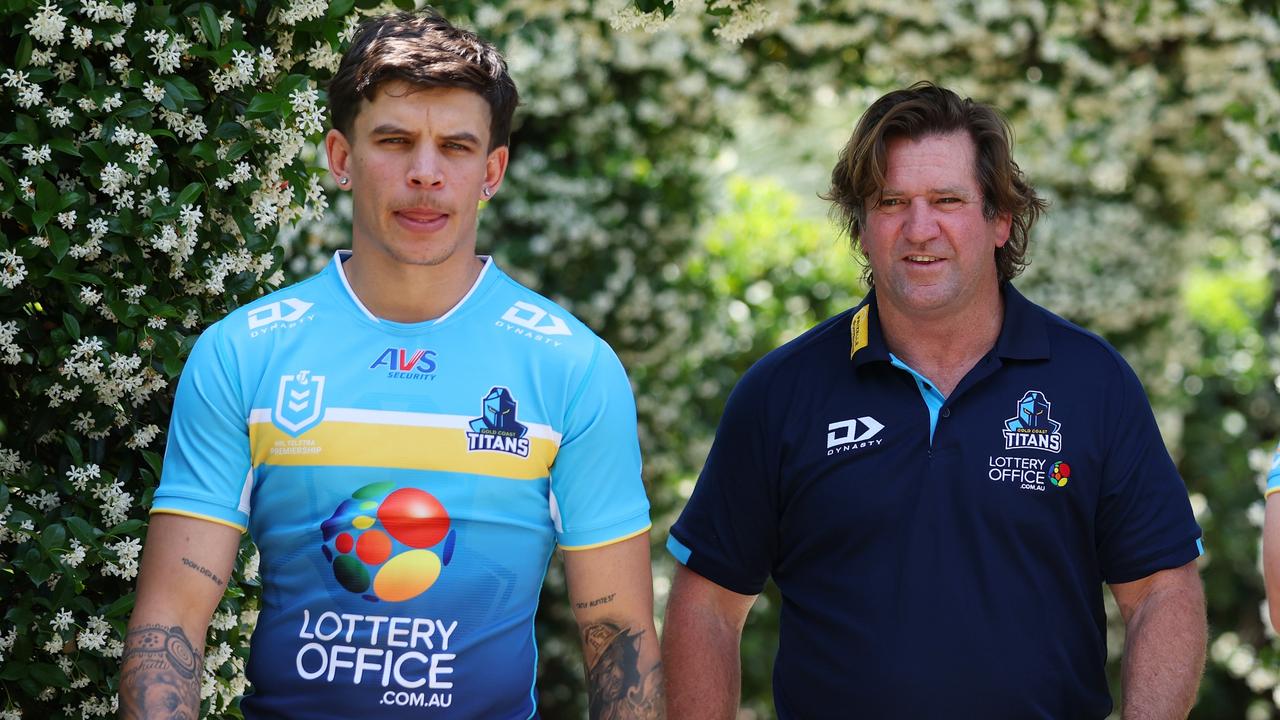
[338,177,349,186]
[482,186,492,198]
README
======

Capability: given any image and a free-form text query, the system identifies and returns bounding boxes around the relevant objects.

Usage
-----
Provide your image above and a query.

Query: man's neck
[876,287,1004,398]
[342,251,485,324]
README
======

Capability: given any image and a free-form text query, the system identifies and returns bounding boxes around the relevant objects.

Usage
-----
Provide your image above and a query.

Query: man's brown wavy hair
[328,9,518,150]
[824,82,1046,286]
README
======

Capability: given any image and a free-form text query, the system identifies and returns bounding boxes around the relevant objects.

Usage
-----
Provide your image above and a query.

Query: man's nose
[407,148,444,188]
[902,199,938,242]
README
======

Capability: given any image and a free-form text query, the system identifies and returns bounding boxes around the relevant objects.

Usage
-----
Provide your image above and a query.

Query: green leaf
[108,519,145,535]
[329,0,356,17]
[199,4,222,48]
[244,93,282,118]
[226,138,254,160]
[65,433,84,466]
[63,312,80,340]
[36,178,59,211]
[79,56,96,88]
[48,137,82,158]
[118,99,153,118]
[64,516,98,543]
[213,121,246,139]
[29,663,69,689]
[32,208,54,231]
[175,182,203,208]
[40,523,66,551]
[15,33,32,68]
[104,591,137,618]
[163,353,184,378]
[50,228,70,258]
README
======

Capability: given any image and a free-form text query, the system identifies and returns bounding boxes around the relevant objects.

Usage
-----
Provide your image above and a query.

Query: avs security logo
[1002,390,1063,452]
[320,482,457,603]
[370,348,438,381]
[465,386,530,458]
[274,370,326,435]
[826,416,884,456]
[497,301,571,347]
[247,298,314,338]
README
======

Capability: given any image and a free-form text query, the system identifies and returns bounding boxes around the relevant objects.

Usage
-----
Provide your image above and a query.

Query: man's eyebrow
[369,123,412,136]
[441,131,482,146]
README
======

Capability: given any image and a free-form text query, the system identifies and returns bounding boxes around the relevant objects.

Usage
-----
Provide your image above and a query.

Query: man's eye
[938,197,961,204]
[880,198,902,207]
[380,138,407,145]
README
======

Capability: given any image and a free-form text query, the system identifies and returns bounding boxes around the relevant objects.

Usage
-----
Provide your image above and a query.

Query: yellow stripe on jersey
[250,421,558,480]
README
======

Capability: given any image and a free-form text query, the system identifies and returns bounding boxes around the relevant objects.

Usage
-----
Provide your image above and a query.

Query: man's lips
[394,208,448,231]
[905,255,943,264]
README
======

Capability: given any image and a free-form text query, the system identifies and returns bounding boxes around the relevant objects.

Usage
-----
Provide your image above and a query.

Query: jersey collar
[328,249,495,326]
[848,282,1050,367]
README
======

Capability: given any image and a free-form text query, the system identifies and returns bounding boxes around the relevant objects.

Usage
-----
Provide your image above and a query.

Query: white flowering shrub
[0,0,412,716]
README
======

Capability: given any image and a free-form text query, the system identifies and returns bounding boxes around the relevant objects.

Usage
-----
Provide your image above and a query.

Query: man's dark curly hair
[824,82,1046,285]
[328,9,518,150]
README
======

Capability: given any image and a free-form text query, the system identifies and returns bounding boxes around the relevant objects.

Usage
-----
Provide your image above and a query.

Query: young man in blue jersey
[121,11,662,719]
[663,83,1206,719]
[1262,443,1280,629]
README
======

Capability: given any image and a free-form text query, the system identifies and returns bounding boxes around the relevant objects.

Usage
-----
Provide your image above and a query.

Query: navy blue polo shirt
[667,283,1202,720]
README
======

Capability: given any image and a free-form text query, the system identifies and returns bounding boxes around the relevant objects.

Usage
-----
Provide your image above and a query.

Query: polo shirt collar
[848,282,1050,367]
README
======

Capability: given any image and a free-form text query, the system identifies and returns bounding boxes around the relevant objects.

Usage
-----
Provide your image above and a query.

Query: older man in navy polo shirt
[663,83,1205,719]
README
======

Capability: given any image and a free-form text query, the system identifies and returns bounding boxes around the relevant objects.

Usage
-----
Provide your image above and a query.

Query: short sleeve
[151,322,253,531]
[550,342,650,550]
[667,368,777,596]
[1266,443,1280,497]
[1096,360,1202,584]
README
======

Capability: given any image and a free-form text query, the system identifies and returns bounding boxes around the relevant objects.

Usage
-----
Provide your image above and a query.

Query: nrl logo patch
[274,369,326,436]
[1002,390,1063,453]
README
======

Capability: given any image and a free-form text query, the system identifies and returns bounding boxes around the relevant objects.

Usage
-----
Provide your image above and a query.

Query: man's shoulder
[1025,298,1131,373]
[484,266,613,362]
[736,307,858,396]
[207,272,332,345]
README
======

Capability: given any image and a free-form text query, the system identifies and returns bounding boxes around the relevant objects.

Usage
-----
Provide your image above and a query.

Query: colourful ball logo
[1050,461,1071,487]
[320,482,457,602]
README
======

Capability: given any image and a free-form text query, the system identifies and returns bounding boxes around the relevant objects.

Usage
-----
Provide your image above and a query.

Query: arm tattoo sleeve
[581,620,664,720]
[119,624,202,720]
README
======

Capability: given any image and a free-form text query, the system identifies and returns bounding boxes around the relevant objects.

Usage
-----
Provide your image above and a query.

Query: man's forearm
[119,624,203,720]
[1120,580,1206,719]
[581,618,664,720]
[662,607,742,719]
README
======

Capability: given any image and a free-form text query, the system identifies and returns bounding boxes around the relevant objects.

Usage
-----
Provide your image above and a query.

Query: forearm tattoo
[119,624,202,720]
[582,620,664,720]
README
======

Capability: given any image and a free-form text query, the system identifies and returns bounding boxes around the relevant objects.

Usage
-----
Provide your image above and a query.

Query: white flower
[77,96,98,113]
[0,250,28,289]
[0,69,28,88]
[51,609,74,632]
[64,539,86,568]
[26,1,68,46]
[47,106,72,127]
[99,163,129,195]
[70,25,92,49]
[28,489,60,512]
[123,284,146,302]
[76,616,110,652]
[79,286,102,307]
[53,60,75,82]
[145,317,167,330]
[0,320,22,365]
[65,462,101,492]
[141,81,165,103]
[179,204,203,230]
[101,93,123,112]
[21,144,52,166]
[87,217,109,240]
[57,210,77,230]
[109,54,130,74]
[30,48,55,66]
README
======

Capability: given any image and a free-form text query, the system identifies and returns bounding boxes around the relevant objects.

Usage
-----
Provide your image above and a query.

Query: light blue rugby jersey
[1268,441,1280,497]
[153,251,650,719]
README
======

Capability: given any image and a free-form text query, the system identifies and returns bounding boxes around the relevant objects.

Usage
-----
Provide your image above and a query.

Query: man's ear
[483,145,510,196]
[325,128,353,189]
